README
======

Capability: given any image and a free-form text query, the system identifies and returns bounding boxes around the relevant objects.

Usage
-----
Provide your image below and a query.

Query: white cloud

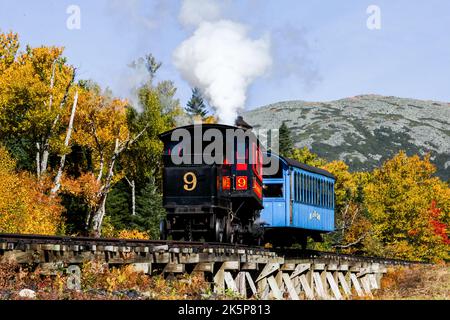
[178,0,223,27]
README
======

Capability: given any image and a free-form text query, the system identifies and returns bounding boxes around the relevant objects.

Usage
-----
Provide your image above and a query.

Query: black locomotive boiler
[158,123,264,243]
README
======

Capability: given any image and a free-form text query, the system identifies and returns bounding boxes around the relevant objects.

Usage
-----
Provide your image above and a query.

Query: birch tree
[51,90,78,194]
[73,88,148,237]
[0,32,76,176]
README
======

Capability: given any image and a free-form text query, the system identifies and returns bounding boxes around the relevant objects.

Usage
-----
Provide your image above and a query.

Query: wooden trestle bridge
[0,234,420,300]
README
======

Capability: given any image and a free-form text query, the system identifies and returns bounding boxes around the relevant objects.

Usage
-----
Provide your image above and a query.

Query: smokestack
[235,116,253,130]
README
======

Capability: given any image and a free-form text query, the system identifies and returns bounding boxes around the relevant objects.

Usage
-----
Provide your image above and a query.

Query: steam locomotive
[158,120,335,247]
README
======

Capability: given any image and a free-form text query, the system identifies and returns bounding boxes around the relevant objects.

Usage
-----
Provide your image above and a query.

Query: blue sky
[1,0,449,110]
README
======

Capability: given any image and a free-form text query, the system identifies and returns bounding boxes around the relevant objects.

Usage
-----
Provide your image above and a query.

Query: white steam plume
[173,1,272,125]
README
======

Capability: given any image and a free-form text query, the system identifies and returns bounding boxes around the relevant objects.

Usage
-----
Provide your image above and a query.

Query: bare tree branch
[118,124,149,154]
[333,233,367,249]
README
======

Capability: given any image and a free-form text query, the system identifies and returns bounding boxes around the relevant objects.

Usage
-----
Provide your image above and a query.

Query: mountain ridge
[243,94,450,180]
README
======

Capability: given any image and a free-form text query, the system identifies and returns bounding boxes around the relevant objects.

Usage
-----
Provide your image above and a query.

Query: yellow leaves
[322,160,357,208]
[203,115,218,124]
[0,146,64,235]
[117,229,150,240]
[81,261,151,294]
[99,224,150,240]
[0,31,19,71]
[291,147,327,167]
[363,151,450,261]
[0,33,75,144]
[0,145,16,172]
[191,114,217,124]
[74,89,130,167]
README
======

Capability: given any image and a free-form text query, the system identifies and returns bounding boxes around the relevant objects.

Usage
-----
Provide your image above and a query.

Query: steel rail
[0,233,428,265]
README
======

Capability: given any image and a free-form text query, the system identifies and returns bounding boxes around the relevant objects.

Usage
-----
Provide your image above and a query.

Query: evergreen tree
[186,87,208,118]
[105,180,132,231]
[132,177,166,239]
[279,122,294,157]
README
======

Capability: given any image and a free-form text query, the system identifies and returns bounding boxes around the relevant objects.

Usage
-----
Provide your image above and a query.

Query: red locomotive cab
[229,139,264,202]
[235,140,248,171]
[233,140,248,190]
[252,143,263,199]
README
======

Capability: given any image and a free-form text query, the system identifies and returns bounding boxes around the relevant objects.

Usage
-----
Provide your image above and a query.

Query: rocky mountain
[243,94,450,181]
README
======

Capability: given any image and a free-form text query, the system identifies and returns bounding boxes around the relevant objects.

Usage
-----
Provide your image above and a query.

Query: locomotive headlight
[222,176,231,190]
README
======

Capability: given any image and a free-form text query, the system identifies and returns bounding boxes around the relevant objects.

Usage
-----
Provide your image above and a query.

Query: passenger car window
[263,183,284,198]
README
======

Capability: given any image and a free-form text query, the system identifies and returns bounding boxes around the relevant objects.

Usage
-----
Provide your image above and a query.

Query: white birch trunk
[89,139,119,237]
[51,90,78,195]
[88,125,149,237]
[131,179,136,216]
[36,143,41,178]
[97,156,104,182]
[39,60,57,177]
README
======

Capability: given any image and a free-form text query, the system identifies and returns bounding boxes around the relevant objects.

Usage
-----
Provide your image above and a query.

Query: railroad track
[0,232,429,299]
[0,233,425,266]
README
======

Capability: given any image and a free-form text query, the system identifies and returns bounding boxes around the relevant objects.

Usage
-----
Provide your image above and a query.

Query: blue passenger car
[260,153,335,247]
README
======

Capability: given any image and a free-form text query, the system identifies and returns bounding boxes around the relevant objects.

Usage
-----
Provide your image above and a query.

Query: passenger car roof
[267,152,335,179]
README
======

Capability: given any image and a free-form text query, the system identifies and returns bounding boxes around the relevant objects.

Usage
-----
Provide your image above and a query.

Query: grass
[1,260,448,300]
[0,261,214,300]
[374,264,449,300]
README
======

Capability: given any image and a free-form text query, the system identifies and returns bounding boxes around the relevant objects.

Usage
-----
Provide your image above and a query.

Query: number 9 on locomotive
[183,172,197,191]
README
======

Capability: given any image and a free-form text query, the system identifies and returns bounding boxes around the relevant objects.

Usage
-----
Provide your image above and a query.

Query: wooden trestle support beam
[0,240,391,300]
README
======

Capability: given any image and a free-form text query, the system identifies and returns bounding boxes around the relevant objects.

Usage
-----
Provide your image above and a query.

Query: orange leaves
[0,146,64,235]
[60,173,101,208]
[428,201,449,245]
[376,265,450,299]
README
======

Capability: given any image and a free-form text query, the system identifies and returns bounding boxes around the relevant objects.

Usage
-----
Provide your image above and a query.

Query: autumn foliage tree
[0,146,64,234]
[321,160,371,252]
[363,151,449,261]
[71,85,145,237]
[0,32,76,177]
